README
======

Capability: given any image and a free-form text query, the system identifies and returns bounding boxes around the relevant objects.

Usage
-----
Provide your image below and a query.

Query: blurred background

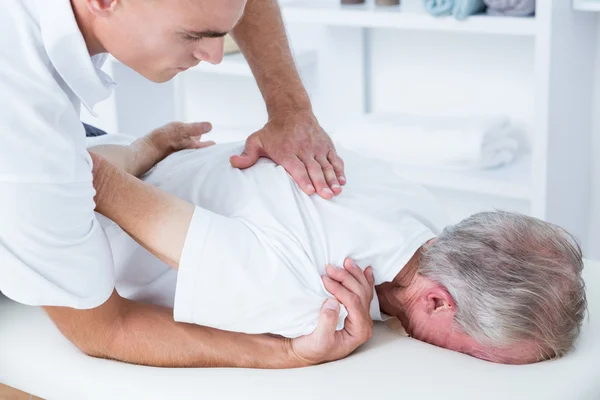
[82,0,600,260]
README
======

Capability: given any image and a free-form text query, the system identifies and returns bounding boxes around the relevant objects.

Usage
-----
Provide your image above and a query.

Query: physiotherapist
[0,0,374,368]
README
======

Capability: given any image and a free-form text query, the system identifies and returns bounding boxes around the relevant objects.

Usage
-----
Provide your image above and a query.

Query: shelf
[191,49,317,77]
[573,0,600,11]
[392,152,532,200]
[282,1,537,36]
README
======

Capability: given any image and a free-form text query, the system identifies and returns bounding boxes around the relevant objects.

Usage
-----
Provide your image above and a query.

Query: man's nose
[193,37,225,65]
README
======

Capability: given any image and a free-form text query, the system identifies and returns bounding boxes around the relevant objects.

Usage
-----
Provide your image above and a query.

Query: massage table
[1,260,599,400]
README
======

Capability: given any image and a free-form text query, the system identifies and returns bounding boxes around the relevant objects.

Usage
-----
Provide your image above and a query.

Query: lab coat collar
[36,0,116,116]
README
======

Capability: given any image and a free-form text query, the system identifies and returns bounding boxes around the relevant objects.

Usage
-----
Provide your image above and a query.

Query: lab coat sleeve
[0,13,115,307]
[0,68,115,309]
[0,180,115,309]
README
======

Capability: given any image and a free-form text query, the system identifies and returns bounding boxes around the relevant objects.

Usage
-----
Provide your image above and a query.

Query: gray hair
[419,210,587,360]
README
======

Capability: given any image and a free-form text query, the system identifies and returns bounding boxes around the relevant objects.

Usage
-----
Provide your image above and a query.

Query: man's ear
[424,286,456,316]
[85,0,121,17]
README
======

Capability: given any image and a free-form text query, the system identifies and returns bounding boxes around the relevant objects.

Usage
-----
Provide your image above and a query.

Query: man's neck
[71,0,106,56]
[375,246,422,319]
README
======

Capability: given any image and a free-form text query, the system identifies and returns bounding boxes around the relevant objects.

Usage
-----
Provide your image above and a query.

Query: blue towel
[484,0,535,16]
[423,0,487,20]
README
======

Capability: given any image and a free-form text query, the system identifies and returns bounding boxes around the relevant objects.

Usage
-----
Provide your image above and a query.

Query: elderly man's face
[97,0,247,82]
[401,282,540,365]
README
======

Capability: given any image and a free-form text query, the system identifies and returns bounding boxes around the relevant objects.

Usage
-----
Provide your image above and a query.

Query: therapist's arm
[229,0,346,199]
[44,291,297,368]
[44,263,374,369]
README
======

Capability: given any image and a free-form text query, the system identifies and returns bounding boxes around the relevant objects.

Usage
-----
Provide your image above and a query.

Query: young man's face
[97,0,246,82]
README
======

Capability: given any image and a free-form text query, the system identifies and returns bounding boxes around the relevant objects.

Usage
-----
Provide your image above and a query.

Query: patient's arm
[90,151,192,269]
[88,122,215,178]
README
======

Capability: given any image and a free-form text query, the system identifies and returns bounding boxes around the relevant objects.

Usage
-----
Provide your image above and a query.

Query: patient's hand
[130,122,216,174]
[288,258,375,366]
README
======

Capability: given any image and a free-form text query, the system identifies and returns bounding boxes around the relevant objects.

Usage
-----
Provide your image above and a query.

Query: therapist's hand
[229,110,346,200]
[288,258,374,366]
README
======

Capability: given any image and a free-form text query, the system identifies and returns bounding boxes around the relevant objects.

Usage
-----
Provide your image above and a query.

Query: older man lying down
[85,126,587,366]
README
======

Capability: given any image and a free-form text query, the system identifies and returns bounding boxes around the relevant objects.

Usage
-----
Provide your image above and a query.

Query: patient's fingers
[282,157,315,196]
[190,140,216,149]
[150,121,213,155]
[316,155,341,195]
[171,122,212,150]
[184,121,212,137]
[305,158,333,199]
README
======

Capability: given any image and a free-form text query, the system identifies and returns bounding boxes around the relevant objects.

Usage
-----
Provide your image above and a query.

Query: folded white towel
[331,114,526,170]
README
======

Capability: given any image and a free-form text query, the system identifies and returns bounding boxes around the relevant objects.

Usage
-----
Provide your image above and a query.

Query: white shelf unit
[278,0,595,243]
[282,1,538,35]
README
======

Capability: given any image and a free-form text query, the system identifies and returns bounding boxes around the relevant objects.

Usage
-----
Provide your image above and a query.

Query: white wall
[588,16,600,260]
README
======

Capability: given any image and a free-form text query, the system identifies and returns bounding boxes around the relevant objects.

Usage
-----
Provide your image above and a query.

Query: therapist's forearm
[45,292,299,368]
[232,0,311,116]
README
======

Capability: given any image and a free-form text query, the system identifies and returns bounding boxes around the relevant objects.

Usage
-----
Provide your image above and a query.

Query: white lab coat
[0,0,116,308]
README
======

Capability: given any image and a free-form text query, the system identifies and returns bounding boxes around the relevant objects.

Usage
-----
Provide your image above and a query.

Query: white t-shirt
[0,0,116,307]
[101,138,451,338]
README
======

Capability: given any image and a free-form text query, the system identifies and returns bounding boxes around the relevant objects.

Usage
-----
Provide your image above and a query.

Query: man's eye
[185,35,203,42]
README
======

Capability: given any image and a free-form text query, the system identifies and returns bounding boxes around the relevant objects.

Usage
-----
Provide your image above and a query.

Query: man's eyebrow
[185,30,229,38]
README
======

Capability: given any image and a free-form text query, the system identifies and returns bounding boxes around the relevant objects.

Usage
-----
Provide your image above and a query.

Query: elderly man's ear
[85,0,121,17]
[425,287,456,318]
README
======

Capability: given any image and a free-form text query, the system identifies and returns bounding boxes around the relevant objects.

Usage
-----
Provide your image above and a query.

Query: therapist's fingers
[343,258,373,295]
[230,136,263,170]
[316,155,342,195]
[305,158,334,199]
[314,298,340,341]
[280,157,316,196]
[322,273,370,318]
[322,275,373,339]
[325,264,365,300]
[328,151,346,185]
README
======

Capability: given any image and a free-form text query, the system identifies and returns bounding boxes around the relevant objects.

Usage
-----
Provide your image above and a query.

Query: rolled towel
[423,0,454,16]
[332,113,526,170]
[484,0,535,16]
[453,0,487,19]
[423,0,486,20]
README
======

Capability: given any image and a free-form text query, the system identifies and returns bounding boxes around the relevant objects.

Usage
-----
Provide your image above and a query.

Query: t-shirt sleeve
[0,181,115,308]
[173,206,331,337]
[173,206,272,329]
